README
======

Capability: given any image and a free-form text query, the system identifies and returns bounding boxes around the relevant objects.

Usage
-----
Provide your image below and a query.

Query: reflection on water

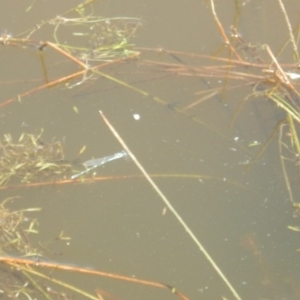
[71,150,128,179]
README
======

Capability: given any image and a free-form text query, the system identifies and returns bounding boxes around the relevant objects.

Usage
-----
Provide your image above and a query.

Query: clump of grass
[0,197,41,257]
[0,132,74,186]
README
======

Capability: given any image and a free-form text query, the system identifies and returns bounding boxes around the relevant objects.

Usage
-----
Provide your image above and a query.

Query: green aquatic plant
[0,132,74,186]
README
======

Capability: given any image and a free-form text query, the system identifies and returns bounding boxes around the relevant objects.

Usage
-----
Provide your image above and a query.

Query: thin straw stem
[209,0,242,62]
[277,0,299,60]
[278,123,294,204]
[99,110,243,300]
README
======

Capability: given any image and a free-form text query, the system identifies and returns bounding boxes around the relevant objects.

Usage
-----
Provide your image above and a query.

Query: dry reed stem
[99,111,243,300]
[0,173,237,191]
[264,44,292,86]
[0,53,138,108]
[44,41,88,69]
[209,0,242,62]
[264,44,300,104]
[277,0,299,60]
[0,256,190,300]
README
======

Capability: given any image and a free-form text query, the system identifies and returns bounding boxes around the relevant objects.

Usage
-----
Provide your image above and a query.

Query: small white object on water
[249,140,260,147]
[133,114,140,120]
[286,72,300,80]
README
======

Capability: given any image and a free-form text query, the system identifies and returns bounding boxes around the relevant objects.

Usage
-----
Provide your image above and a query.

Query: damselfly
[71,150,128,179]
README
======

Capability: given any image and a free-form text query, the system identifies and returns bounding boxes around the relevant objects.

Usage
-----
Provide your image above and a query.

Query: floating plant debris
[0,132,73,186]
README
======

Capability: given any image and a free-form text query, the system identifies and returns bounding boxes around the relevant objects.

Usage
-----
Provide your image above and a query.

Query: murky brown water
[0,1,300,300]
